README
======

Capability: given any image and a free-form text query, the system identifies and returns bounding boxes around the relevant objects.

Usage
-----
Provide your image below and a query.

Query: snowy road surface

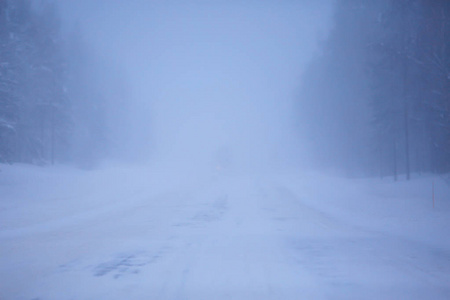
[1,166,450,299]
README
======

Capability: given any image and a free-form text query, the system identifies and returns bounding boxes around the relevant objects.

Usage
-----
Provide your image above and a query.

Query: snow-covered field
[1,163,450,299]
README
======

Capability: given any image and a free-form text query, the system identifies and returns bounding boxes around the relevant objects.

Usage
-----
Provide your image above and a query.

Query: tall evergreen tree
[298,0,450,177]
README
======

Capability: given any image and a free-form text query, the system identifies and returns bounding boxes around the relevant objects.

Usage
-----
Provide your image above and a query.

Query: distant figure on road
[213,146,233,173]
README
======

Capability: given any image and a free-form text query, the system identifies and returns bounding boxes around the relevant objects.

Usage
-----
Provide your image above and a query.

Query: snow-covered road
[1,166,450,299]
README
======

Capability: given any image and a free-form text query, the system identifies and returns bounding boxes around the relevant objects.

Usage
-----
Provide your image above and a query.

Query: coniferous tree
[298,0,450,177]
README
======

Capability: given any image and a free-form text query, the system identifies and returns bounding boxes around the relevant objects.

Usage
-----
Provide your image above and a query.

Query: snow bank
[277,170,450,250]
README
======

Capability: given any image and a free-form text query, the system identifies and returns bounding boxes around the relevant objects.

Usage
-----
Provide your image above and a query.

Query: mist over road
[58,0,333,167]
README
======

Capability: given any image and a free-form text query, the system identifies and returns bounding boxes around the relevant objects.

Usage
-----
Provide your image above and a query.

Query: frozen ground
[1,163,450,299]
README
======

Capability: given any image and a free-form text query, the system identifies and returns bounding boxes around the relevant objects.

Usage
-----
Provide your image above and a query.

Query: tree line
[299,0,450,179]
[0,0,113,166]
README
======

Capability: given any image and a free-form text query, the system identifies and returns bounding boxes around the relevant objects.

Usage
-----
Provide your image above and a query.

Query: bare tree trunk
[400,0,411,180]
[50,106,55,165]
[404,101,410,180]
[393,140,397,181]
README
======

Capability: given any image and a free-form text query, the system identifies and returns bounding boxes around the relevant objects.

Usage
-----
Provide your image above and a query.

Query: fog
[4,2,450,298]
[60,0,333,173]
